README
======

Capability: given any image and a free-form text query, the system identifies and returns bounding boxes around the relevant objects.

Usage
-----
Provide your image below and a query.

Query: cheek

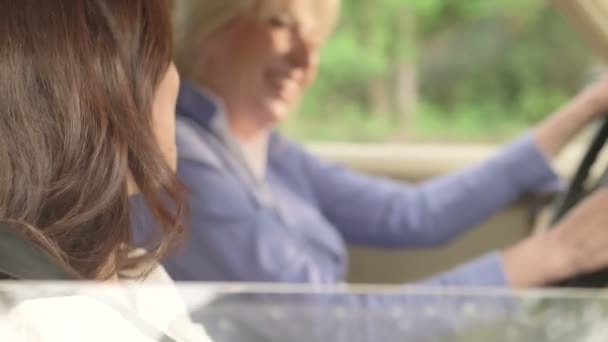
[305,53,320,85]
[152,65,180,172]
[155,111,177,171]
[224,23,275,74]
[301,66,317,90]
[206,33,268,98]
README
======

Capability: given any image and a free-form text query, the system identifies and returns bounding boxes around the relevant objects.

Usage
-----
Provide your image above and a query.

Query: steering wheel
[550,117,608,287]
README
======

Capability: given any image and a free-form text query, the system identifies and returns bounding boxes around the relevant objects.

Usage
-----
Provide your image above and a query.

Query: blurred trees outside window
[282,0,600,143]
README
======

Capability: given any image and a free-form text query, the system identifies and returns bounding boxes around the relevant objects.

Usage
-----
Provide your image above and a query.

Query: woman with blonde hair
[149,0,608,288]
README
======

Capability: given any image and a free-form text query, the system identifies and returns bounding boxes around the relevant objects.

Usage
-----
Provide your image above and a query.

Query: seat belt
[0,221,177,342]
[0,222,73,280]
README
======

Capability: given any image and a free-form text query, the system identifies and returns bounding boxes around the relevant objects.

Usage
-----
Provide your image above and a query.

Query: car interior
[1,0,608,294]
[342,0,608,286]
[3,0,608,340]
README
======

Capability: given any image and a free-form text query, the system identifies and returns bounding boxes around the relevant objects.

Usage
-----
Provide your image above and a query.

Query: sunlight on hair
[173,0,340,72]
[252,0,341,41]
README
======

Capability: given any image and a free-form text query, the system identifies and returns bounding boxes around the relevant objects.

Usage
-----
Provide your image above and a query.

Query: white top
[202,87,269,182]
[238,133,269,181]
[0,262,213,342]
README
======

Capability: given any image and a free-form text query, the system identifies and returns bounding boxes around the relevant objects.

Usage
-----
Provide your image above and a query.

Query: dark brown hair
[0,0,184,279]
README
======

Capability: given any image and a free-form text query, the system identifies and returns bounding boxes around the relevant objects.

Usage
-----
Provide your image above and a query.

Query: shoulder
[8,296,153,342]
[175,117,256,207]
[132,264,215,342]
[268,132,333,175]
[175,115,223,169]
[268,132,311,166]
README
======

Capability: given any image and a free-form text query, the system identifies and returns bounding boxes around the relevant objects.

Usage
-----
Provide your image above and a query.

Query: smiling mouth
[268,75,298,100]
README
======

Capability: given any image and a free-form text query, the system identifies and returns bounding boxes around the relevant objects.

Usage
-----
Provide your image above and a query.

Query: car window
[281,1,600,144]
[0,282,607,341]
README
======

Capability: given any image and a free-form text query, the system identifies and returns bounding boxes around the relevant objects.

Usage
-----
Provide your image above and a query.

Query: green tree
[289,0,597,142]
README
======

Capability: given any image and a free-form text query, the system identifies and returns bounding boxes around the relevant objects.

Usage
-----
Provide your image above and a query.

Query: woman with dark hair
[0,0,210,340]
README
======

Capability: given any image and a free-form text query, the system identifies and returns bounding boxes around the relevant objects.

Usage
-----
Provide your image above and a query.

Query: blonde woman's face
[200,6,327,126]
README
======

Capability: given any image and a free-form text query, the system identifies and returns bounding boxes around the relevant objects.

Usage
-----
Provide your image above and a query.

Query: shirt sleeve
[418,252,509,286]
[288,132,558,248]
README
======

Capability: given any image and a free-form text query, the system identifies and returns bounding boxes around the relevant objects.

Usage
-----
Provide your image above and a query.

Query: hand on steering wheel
[503,77,608,288]
[502,186,608,288]
[548,188,608,286]
[548,117,608,287]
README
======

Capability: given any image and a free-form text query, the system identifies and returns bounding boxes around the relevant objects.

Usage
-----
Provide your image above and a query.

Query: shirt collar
[176,80,269,181]
[176,79,223,134]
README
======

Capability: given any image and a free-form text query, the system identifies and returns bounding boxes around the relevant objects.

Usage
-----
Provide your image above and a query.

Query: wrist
[577,88,607,119]
[535,229,578,284]
[502,231,572,288]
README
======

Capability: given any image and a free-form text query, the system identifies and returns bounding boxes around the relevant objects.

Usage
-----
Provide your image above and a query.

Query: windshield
[1,283,607,342]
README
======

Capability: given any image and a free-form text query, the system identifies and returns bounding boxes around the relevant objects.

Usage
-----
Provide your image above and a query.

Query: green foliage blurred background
[281,0,600,142]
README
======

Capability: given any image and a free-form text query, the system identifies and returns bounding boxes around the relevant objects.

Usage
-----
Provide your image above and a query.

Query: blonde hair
[173,0,341,76]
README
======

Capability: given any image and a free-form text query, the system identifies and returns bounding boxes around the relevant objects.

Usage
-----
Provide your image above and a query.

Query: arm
[288,133,557,248]
[417,252,508,286]
[297,77,608,249]
[420,184,608,288]
[533,78,608,158]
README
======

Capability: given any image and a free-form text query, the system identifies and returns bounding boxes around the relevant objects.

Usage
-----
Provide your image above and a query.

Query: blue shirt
[133,80,559,287]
